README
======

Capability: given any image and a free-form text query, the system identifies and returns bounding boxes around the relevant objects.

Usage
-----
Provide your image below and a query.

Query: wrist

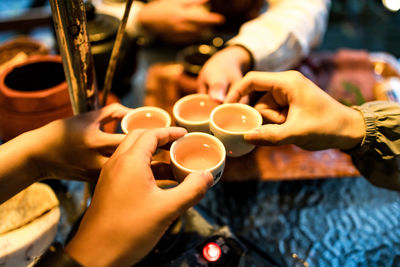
[225,45,253,73]
[340,106,366,150]
[64,220,126,267]
[65,231,106,267]
[136,8,148,28]
[23,129,51,183]
[137,3,159,32]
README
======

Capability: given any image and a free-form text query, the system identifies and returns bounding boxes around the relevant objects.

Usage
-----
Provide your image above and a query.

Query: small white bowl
[210,103,262,157]
[170,132,226,186]
[121,106,171,134]
[172,93,219,133]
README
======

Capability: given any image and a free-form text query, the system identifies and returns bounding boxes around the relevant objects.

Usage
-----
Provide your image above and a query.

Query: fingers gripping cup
[170,132,226,186]
[210,103,262,157]
[121,106,171,134]
[173,94,219,133]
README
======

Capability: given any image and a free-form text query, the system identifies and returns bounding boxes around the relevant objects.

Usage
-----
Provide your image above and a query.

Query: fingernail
[202,171,214,188]
[210,90,224,103]
[217,90,226,103]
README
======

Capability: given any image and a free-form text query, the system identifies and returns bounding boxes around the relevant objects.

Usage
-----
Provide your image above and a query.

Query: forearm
[346,101,400,191]
[227,0,331,71]
[0,130,42,204]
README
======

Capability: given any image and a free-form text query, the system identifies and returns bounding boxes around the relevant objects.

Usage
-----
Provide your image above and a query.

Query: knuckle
[264,130,285,145]
[108,102,120,108]
[285,70,305,81]
[194,183,208,198]
[283,70,309,90]
[267,134,281,144]
[104,102,120,112]
[245,71,257,80]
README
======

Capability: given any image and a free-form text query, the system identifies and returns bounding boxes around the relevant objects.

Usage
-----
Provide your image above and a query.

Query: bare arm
[0,103,130,204]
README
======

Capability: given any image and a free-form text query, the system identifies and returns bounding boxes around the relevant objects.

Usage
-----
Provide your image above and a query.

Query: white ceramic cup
[121,106,171,134]
[209,103,262,157]
[170,132,226,186]
[172,93,219,133]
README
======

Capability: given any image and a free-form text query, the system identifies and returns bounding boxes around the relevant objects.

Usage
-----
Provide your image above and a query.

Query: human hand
[225,71,366,151]
[29,103,131,182]
[198,45,252,102]
[65,127,213,266]
[138,0,224,44]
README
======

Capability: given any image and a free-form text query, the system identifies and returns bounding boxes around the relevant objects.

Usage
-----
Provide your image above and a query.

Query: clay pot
[0,55,72,141]
[0,37,50,74]
[0,54,118,142]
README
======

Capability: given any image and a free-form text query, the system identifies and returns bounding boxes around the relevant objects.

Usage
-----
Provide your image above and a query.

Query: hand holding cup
[209,103,262,157]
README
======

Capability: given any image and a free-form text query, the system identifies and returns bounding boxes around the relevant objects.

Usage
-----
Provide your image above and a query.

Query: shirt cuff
[350,105,378,155]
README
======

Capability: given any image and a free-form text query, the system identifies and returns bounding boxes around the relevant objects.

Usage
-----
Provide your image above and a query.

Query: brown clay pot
[0,55,72,141]
[0,37,50,73]
[0,54,118,142]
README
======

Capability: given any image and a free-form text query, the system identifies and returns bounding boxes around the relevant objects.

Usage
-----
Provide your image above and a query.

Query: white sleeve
[91,0,145,38]
[227,0,331,71]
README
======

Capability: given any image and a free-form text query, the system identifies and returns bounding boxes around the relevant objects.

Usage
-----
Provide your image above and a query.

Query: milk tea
[127,112,167,131]
[178,97,219,122]
[213,106,259,132]
[174,140,221,170]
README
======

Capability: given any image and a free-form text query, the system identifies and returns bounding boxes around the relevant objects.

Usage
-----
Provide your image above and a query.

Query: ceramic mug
[172,93,219,133]
[121,106,171,134]
[209,103,262,157]
[170,132,226,186]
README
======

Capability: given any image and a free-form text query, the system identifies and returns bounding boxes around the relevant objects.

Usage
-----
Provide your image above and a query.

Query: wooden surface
[145,62,361,181]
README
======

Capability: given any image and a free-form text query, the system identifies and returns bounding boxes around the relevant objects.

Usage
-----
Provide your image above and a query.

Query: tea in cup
[172,93,219,132]
[121,106,171,134]
[209,103,262,157]
[170,132,226,186]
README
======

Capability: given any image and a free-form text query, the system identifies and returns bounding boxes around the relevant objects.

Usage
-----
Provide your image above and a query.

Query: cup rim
[170,132,226,173]
[172,93,218,126]
[209,103,263,135]
[121,106,171,134]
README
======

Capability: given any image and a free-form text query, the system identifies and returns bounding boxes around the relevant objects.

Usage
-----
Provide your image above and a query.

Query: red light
[202,242,222,262]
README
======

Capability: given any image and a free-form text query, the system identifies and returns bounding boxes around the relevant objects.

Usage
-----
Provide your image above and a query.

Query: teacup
[121,106,171,134]
[170,132,226,186]
[172,93,219,132]
[209,103,262,157]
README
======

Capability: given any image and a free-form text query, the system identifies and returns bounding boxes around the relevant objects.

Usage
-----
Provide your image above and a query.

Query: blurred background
[1,0,399,56]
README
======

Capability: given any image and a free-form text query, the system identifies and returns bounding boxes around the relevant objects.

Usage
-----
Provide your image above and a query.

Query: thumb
[244,124,291,146]
[166,171,213,214]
